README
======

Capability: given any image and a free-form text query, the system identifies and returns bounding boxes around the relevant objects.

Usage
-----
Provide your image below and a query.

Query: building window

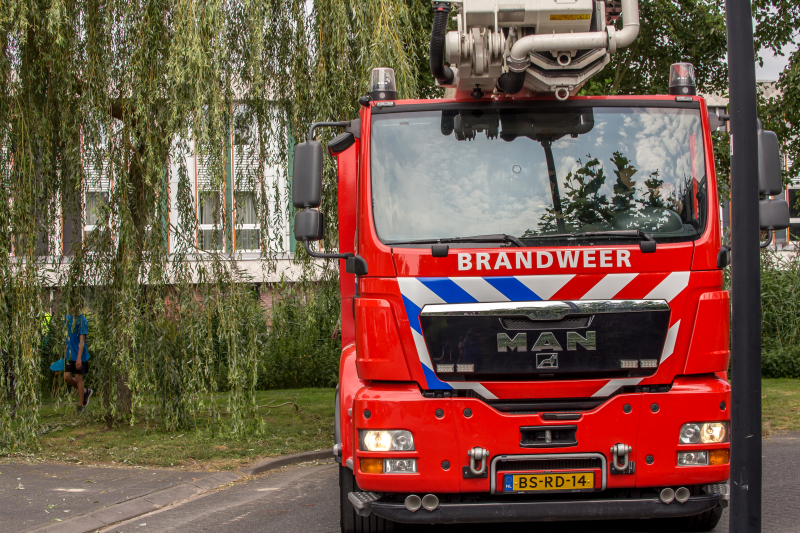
[85,191,109,235]
[788,186,800,243]
[198,191,223,250]
[233,110,252,147]
[789,224,800,243]
[235,191,260,251]
[232,105,261,253]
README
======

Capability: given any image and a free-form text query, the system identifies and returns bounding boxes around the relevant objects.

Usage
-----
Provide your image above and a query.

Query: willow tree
[755,0,800,183]
[0,0,434,451]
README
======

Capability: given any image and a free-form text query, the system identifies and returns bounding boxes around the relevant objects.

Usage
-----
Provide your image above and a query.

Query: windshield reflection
[370,106,707,246]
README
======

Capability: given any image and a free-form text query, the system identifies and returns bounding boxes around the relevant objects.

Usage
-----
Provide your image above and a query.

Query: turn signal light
[709,449,730,465]
[359,458,418,474]
[677,449,730,466]
[360,458,384,473]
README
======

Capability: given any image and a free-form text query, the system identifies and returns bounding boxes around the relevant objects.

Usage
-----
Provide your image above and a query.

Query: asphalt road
[104,433,800,533]
[0,464,214,532]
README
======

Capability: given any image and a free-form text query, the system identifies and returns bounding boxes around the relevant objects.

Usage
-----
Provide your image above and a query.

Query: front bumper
[351,376,731,493]
[369,494,724,524]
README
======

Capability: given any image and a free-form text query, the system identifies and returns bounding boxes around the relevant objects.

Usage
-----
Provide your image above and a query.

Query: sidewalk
[0,450,330,533]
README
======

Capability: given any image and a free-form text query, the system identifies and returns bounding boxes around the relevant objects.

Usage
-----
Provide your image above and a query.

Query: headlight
[359,458,417,474]
[701,422,727,443]
[384,459,417,473]
[679,423,701,443]
[678,449,729,467]
[678,451,709,466]
[679,422,728,444]
[359,430,415,451]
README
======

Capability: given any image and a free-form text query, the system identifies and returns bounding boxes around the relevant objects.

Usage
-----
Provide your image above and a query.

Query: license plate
[504,472,595,492]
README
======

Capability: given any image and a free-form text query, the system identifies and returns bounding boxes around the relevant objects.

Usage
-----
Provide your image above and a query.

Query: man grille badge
[536,353,558,369]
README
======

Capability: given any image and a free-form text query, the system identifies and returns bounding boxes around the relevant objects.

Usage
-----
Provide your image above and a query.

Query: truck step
[348,491,381,510]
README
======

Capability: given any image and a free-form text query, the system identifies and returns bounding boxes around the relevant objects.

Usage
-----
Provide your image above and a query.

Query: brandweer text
[457,250,632,271]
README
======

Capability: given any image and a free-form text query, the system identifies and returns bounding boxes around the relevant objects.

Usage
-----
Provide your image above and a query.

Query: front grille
[496,457,602,472]
[519,425,578,448]
[500,316,592,330]
[420,300,671,380]
[487,398,604,414]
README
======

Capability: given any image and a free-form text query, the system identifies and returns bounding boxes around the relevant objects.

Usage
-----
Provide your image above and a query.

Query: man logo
[497,331,596,352]
[537,353,558,369]
[497,333,527,352]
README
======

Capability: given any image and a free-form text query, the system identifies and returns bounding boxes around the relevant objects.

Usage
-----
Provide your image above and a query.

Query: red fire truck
[291,0,789,530]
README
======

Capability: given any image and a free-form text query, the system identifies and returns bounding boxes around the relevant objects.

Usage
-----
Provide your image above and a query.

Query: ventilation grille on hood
[500,316,592,330]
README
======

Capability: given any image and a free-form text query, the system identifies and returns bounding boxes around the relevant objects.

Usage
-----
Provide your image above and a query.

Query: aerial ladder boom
[431,0,639,99]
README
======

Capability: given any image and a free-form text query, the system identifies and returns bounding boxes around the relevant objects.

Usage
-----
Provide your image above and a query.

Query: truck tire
[661,504,723,532]
[340,465,395,533]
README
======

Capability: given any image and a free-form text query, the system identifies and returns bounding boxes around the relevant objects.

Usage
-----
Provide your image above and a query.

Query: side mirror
[758,129,783,195]
[294,208,325,242]
[708,111,729,131]
[759,198,790,231]
[292,141,323,208]
[292,120,368,272]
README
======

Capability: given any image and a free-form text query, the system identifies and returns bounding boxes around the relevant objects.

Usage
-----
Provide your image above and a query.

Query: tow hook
[463,447,490,478]
[610,443,635,474]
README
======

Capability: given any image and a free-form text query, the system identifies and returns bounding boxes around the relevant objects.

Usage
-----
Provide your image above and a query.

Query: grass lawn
[3,380,798,471]
[762,378,800,435]
[2,389,335,471]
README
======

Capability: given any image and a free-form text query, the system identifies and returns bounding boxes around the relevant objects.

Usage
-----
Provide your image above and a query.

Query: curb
[239,448,334,476]
[30,450,333,533]
[33,472,243,533]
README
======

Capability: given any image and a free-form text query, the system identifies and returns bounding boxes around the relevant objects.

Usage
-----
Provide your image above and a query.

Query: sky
[756,42,797,81]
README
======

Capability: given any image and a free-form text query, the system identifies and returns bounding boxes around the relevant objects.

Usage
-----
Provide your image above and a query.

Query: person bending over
[64,303,92,413]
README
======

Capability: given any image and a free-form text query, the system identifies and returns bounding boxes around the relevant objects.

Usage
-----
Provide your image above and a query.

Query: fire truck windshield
[370,105,709,247]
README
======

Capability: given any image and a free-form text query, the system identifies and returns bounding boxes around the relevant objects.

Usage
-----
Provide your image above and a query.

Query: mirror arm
[716,245,732,269]
[302,241,369,275]
[303,240,352,260]
[308,121,352,142]
[760,231,773,249]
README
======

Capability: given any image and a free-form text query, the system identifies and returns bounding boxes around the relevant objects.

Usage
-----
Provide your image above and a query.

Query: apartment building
[14,105,320,312]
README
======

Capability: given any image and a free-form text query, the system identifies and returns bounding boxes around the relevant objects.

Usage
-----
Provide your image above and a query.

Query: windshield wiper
[387,234,524,248]
[520,230,657,253]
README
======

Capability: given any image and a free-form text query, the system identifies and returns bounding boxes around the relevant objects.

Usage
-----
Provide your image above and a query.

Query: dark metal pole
[726,0,762,530]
